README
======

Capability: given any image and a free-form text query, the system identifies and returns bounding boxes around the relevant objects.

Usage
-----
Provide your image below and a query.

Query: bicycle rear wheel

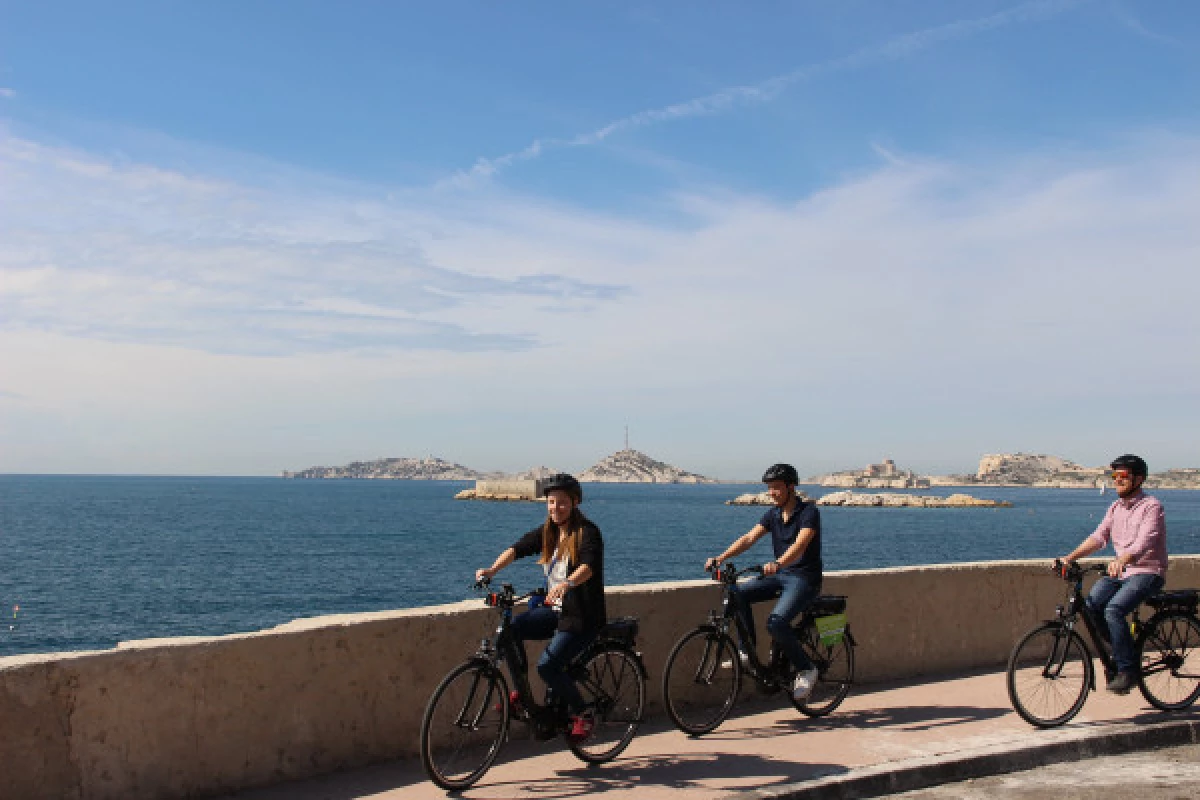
[1138,611,1200,711]
[567,645,646,763]
[791,623,854,717]
[1006,622,1093,728]
[662,627,741,735]
[419,661,509,790]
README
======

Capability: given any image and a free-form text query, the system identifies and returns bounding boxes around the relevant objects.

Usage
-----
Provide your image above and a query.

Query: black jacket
[511,520,606,634]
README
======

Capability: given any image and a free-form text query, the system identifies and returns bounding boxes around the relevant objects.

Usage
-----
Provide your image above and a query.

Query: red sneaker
[565,710,595,743]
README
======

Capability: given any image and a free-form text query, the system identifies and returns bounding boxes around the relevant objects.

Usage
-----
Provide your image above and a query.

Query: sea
[2,476,1199,658]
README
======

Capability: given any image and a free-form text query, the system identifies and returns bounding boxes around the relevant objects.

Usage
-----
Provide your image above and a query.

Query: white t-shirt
[545,552,570,610]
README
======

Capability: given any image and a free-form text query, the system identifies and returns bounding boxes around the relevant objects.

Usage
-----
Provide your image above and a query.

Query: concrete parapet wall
[3,556,1199,799]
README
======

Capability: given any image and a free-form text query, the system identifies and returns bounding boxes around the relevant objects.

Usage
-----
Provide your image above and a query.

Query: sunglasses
[1110,470,1133,480]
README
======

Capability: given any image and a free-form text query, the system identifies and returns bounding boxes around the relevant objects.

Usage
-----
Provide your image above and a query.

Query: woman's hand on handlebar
[546,582,568,607]
[475,567,497,584]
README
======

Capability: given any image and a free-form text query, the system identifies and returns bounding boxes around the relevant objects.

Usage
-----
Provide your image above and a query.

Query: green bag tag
[815,613,847,646]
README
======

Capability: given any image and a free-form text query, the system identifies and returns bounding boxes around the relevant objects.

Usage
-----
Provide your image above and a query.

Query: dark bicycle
[419,580,648,790]
[1006,559,1200,728]
[661,562,855,735]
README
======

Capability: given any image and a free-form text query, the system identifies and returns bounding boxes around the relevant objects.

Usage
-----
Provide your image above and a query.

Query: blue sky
[1,1,1199,478]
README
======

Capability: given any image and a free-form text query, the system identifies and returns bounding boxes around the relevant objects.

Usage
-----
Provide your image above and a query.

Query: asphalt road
[892,743,1200,799]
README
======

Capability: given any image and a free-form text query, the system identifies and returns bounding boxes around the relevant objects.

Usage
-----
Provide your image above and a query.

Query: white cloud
[450,0,1088,184]
[3,128,1200,473]
[0,134,629,356]
[0,88,16,99]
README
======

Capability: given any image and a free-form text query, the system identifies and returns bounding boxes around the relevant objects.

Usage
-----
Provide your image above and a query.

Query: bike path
[219,668,1200,800]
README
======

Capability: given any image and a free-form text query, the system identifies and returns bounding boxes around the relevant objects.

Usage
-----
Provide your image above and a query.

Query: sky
[1,0,1199,479]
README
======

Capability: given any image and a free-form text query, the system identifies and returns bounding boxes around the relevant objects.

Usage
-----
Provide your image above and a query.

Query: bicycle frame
[707,563,853,685]
[1047,564,1144,685]
[470,583,542,719]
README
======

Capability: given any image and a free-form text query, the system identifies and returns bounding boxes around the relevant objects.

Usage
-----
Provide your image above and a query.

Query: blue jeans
[509,606,595,713]
[729,571,820,673]
[1086,572,1165,674]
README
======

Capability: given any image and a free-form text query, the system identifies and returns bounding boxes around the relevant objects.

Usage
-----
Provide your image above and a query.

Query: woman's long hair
[539,504,588,566]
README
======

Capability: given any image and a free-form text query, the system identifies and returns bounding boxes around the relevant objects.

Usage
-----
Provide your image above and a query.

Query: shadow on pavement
[701,703,1011,741]
[459,752,848,798]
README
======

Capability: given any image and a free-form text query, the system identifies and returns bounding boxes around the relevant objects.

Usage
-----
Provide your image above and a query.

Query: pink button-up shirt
[1089,490,1167,577]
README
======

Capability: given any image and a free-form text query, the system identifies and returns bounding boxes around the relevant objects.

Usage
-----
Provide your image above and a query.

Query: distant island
[283,448,717,484]
[812,454,1200,490]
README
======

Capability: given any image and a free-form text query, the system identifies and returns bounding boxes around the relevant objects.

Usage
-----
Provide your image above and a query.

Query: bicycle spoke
[1139,612,1200,710]
[663,628,740,734]
[420,663,508,791]
[1007,624,1091,727]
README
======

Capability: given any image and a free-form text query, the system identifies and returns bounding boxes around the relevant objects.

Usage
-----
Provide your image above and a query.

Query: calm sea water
[2,476,1199,657]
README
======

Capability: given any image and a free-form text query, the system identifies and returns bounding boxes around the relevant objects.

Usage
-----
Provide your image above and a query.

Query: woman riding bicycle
[475,472,605,743]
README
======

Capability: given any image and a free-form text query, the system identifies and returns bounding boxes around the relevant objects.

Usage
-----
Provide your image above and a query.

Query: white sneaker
[792,667,819,700]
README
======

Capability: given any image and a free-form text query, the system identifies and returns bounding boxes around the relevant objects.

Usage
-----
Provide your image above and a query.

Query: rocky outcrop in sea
[579,449,715,483]
[816,491,1012,508]
[725,491,810,506]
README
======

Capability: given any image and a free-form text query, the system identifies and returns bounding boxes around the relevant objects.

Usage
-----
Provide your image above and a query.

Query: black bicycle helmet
[541,472,583,503]
[761,463,799,485]
[1110,454,1148,478]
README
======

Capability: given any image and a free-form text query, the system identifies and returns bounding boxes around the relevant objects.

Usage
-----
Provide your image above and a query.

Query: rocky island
[816,491,1012,508]
[578,449,716,483]
[814,453,1200,491]
[813,459,929,489]
[454,450,717,500]
[726,490,1007,508]
[282,457,496,480]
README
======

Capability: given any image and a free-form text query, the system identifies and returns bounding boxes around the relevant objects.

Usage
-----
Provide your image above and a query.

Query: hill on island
[579,449,715,483]
[282,457,498,480]
[283,450,715,483]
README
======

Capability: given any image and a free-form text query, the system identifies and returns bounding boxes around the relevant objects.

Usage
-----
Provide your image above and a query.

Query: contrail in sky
[446,0,1089,186]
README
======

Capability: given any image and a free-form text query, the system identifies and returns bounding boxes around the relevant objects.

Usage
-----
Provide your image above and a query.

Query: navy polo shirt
[758,501,822,576]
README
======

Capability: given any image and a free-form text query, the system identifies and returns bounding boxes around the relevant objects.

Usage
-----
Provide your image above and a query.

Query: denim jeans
[1086,572,1165,674]
[729,570,821,673]
[509,606,595,713]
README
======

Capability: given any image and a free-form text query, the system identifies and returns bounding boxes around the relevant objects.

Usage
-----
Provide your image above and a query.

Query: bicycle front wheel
[419,661,509,790]
[662,627,741,735]
[1006,622,1093,728]
[791,624,855,717]
[1138,611,1200,711]
[568,645,646,763]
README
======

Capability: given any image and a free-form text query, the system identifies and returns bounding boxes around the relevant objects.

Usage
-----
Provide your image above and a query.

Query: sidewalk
[220,668,1200,800]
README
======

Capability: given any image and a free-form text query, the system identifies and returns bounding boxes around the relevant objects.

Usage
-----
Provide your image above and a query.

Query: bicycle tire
[1006,622,1093,728]
[791,623,855,717]
[419,661,510,790]
[662,626,742,735]
[1138,611,1200,711]
[567,645,646,763]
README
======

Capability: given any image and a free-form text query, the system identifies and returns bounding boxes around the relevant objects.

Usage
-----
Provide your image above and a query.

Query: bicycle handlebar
[472,578,547,609]
[1052,559,1107,583]
[707,561,765,583]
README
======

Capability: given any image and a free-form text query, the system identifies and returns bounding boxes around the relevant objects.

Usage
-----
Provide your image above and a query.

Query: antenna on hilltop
[625,425,629,451]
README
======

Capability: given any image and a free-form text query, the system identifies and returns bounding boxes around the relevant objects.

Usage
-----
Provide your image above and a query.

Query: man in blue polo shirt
[706,463,822,700]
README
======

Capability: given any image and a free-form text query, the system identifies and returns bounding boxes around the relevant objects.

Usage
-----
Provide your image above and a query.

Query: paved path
[220,669,1200,800]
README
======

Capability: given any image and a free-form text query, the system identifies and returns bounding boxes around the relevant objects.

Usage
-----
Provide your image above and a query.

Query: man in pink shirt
[1061,454,1167,694]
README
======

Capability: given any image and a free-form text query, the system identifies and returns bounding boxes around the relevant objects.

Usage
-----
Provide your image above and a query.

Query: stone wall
[3,556,1198,799]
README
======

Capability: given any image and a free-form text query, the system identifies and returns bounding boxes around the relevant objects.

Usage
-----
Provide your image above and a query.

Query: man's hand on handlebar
[762,560,780,576]
[705,557,722,572]
[475,567,496,584]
